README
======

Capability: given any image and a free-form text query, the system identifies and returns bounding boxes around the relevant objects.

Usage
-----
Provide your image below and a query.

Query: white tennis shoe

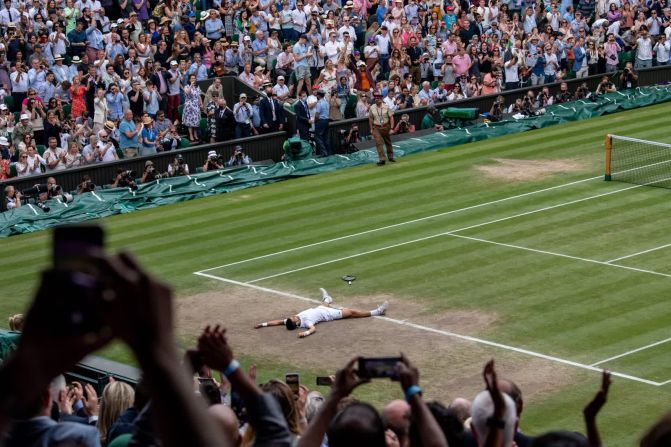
[375,301,389,316]
[320,288,333,304]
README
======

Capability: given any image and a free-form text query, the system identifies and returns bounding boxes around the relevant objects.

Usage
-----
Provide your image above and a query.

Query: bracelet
[404,385,422,402]
[261,322,268,327]
[222,359,240,378]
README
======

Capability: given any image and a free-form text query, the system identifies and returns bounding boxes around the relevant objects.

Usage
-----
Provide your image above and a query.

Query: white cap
[170,60,178,66]
[0,136,8,146]
[20,113,29,120]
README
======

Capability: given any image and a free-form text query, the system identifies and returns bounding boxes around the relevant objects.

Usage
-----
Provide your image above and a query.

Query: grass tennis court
[3,102,671,446]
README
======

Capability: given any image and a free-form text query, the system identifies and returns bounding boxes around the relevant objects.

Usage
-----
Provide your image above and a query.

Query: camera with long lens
[118,170,138,190]
[80,180,96,193]
[21,183,63,213]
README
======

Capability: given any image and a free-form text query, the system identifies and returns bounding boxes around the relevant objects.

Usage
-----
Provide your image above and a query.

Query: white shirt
[324,40,341,62]
[654,40,670,63]
[636,36,653,60]
[505,60,520,82]
[96,141,117,162]
[297,306,341,328]
[44,147,67,171]
[338,25,356,43]
[291,9,307,32]
[376,34,391,55]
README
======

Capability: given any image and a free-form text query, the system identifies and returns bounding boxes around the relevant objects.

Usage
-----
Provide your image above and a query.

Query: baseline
[193,271,663,387]
[589,337,671,367]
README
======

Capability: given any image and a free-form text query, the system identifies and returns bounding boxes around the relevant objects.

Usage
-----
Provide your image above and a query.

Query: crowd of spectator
[1,246,671,447]
[0,0,664,181]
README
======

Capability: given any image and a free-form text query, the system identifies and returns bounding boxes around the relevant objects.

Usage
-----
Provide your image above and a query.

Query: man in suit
[259,82,285,133]
[3,376,101,447]
[214,97,235,142]
[294,91,311,141]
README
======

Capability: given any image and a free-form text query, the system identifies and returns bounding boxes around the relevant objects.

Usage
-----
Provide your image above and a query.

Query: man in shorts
[254,288,389,338]
[292,34,314,98]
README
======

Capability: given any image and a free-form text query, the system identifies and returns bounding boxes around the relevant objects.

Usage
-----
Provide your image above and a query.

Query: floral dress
[70,85,87,118]
[181,85,202,128]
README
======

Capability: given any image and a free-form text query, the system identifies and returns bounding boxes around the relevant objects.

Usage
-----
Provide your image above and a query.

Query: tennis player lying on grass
[254,288,389,338]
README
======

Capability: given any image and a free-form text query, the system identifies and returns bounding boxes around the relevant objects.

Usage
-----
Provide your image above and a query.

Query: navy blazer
[259,97,285,127]
[4,416,101,447]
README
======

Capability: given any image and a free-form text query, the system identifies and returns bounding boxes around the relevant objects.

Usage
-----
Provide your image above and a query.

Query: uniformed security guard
[368,90,395,166]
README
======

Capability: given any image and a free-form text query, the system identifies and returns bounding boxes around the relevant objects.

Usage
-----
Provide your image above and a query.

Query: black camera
[123,170,137,178]
[80,180,96,193]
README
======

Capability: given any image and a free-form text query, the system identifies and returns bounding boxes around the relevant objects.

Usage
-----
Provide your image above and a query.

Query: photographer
[391,114,416,135]
[489,96,505,122]
[555,82,572,104]
[341,124,361,152]
[167,154,190,177]
[226,146,252,167]
[203,150,224,172]
[3,185,21,211]
[535,87,553,108]
[421,106,444,131]
[596,75,617,94]
[78,175,96,194]
[521,92,536,116]
[141,160,160,183]
[112,168,138,190]
[619,62,638,89]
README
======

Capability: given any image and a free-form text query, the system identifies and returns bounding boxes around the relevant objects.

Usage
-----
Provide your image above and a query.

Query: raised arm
[583,370,611,447]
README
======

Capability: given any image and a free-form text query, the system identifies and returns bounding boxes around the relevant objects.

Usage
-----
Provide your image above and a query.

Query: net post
[605,134,612,181]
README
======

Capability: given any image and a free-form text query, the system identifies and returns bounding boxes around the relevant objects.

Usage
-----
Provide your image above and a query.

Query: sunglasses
[20,155,27,158]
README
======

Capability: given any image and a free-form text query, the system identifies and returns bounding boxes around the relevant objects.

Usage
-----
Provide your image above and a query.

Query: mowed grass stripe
[463,186,671,258]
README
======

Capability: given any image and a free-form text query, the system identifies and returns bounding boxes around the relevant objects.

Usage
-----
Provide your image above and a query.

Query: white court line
[590,337,671,367]
[447,234,671,280]
[246,183,647,284]
[193,271,663,387]
[606,242,671,263]
[197,174,603,273]
[658,379,671,386]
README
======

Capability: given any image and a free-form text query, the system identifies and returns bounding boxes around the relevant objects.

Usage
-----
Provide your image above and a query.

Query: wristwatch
[486,416,505,429]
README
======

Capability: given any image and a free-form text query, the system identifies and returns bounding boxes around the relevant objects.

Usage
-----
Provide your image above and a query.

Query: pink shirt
[442,40,458,56]
[452,54,472,76]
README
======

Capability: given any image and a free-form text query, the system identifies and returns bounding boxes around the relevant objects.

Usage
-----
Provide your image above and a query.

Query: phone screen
[53,225,105,267]
[285,373,300,395]
[316,376,333,386]
[49,225,106,334]
[358,357,402,379]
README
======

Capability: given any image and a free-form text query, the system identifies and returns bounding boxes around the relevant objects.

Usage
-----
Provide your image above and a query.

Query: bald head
[382,400,411,447]
[208,404,241,447]
[448,397,472,424]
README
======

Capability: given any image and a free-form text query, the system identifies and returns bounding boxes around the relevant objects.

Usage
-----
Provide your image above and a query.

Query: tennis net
[605,135,671,188]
